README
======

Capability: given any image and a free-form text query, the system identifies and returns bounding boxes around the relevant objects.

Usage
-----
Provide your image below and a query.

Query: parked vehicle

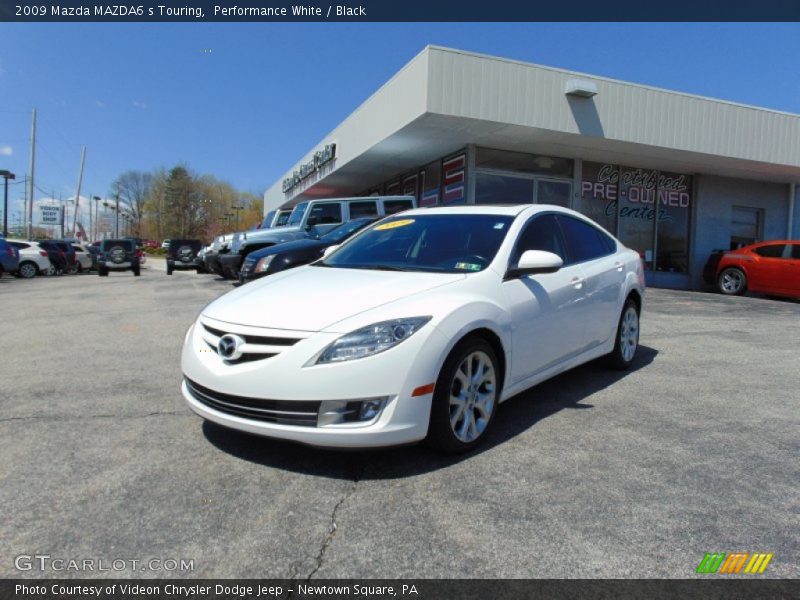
[8,240,53,278]
[144,239,160,249]
[219,196,416,280]
[97,239,141,276]
[239,217,379,283]
[182,205,644,452]
[166,239,204,275]
[70,243,94,272]
[0,238,20,276]
[196,244,210,273]
[38,240,78,274]
[161,239,171,249]
[203,234,234,276]
[706,240,800,298]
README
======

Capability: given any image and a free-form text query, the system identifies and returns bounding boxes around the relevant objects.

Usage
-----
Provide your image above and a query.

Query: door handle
[614,261,624,272]
[571,276,585,289]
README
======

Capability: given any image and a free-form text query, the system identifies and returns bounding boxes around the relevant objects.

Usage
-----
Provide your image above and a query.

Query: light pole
[114,194,120,238]
[92,196,101,241]
[0,170,15,238]
[231,204,244,230]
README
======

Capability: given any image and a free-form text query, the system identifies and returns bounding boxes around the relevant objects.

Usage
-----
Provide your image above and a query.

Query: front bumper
[204,253,223,275]
[181,317,447,448]
[219,254,243,279]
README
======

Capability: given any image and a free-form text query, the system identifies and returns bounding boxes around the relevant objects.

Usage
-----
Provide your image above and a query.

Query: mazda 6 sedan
[181,205,645,452]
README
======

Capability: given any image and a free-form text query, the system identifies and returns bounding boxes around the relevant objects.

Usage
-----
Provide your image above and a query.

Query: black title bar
[2,0,800,21]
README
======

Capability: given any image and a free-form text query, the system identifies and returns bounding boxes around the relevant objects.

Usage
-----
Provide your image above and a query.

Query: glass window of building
[476,147,573,177]
[442,154,467,205]
[617,166,657,270]
[536,180,572,208]
[576,162,618,234]
[420,161,441,207]
[730,206,762,249]
[655,171,692,273]
[475,173,534,205]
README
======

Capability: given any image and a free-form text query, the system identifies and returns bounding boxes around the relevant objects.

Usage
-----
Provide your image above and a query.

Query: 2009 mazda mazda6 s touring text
[181,205,644,452]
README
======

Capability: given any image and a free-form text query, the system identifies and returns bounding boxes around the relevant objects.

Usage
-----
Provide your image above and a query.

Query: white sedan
[181,205,644,452]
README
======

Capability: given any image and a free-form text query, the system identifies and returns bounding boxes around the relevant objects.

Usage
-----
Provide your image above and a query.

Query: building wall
[793,184,800,240]
[692,175,790,289]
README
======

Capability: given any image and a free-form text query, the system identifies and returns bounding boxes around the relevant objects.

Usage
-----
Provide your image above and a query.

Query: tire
[17,261,39,279]
[605,298,640,370]
[166,263,173,275]
[718,267,747,296]
[133,266,141,277]
[427,337,500,453]
[98,267,108,277]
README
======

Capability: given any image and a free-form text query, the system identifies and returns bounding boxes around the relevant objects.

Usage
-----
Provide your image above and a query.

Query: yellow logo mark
[374,219,415,231]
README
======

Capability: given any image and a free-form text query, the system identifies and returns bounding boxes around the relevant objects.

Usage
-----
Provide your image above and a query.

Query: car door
[750,244,788,292]
[502,213,587,385]
[556,215,623,349]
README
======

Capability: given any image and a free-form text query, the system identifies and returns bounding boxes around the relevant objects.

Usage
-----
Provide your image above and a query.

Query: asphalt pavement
[1,264,797,579]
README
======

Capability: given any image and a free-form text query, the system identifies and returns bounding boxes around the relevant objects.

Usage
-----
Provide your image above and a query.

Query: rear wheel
[427,337,500,453]
[166,263,173,275]
[98,266,108,277]
[133,265,141,277]
[718,267,747,295]
[18,261,39,279]
[606,299,640,370]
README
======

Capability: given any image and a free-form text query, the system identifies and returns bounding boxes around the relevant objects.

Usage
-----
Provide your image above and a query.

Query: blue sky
[1,23,799,223]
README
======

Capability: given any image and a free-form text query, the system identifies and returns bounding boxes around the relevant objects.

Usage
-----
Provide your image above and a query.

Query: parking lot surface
[1,264,797,578]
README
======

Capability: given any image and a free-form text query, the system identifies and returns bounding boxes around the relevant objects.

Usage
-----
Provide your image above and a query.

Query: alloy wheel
[449,350,496,443]
[620,306,639,363]
[19,263,37,279]
[719,269,744,294]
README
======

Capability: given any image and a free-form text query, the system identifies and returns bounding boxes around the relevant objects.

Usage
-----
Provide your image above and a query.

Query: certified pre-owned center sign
[282,143,336,193]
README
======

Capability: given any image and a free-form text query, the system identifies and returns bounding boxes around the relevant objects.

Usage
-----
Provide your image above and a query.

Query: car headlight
[254,255,275,273]
[314,317,432,364]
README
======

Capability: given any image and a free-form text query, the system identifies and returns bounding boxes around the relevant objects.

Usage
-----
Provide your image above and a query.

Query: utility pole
[93,196,100,241]
[72,146,86,237]
[27,108,36,239]
[59,192,65,239]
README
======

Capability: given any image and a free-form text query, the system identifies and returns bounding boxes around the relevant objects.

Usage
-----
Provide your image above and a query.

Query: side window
[557,215,614,264]
[513,214,567,264]
[349,201,378,218]
[309,203,342,225]
[753,244,786,258]
[275,212,290,226]
[383,199,413,215]
[792,244,800,260]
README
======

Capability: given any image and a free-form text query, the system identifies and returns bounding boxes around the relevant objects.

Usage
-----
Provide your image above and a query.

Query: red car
[704,241,800,298]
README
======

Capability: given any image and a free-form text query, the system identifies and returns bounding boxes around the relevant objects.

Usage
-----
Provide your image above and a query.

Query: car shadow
[202,345,658,480]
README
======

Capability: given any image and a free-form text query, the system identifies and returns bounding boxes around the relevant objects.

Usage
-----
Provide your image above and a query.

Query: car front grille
[200,321,303,365]
[185,378,320,426]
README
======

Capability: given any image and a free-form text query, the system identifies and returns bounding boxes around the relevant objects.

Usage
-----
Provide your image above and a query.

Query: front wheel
[718,267,746,296]
[427,338,500,453]
[606,299,640,370]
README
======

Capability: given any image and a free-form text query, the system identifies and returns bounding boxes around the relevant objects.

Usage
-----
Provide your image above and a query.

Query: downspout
[789,183,796,240]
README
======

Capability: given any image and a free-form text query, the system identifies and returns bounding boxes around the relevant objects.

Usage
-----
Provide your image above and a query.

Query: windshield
[275,211,291,226]
[320,218,376,243]
[287,202,309,227]
[319,214,513,273]
[259,211,276,229]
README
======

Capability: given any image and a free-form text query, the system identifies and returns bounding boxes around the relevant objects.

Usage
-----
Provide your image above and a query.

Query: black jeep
[166,239,203,275]
[98,239,140,277]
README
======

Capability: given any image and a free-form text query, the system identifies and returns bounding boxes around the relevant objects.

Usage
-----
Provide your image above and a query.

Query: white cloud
[0,145,11,156]
[132,100,148,109]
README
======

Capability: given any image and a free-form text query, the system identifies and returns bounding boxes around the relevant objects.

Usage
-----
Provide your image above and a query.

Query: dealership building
[264,46,800,290]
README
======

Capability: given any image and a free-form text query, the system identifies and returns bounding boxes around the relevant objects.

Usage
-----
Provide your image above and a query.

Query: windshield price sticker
[374,219,415,231]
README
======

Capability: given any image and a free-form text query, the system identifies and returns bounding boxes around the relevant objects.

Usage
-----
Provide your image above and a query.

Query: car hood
[202,265,466,332]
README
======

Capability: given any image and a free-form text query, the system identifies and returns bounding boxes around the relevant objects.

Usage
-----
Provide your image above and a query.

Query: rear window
[792,244,800,259]
[102,240,134,251]
[308,203,342,225]
[557,215,615,264]
[348,201,379,218]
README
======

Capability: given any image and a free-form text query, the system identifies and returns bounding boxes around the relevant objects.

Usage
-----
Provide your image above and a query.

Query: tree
[110,170,152,236]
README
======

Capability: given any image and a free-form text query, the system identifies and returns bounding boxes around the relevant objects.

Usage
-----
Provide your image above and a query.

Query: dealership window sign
[282,143,337,193]
[581,163,691,223]
[40,205,62,225]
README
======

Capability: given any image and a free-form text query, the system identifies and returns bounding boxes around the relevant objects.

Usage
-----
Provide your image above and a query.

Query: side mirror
[505,250,563,280]
[322,244,340,258]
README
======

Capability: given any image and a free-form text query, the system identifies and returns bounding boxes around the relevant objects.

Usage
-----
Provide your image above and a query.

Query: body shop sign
[581,163,691,222]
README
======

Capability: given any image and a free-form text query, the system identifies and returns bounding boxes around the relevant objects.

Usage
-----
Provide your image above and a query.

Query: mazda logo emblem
[217,334,245,361]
